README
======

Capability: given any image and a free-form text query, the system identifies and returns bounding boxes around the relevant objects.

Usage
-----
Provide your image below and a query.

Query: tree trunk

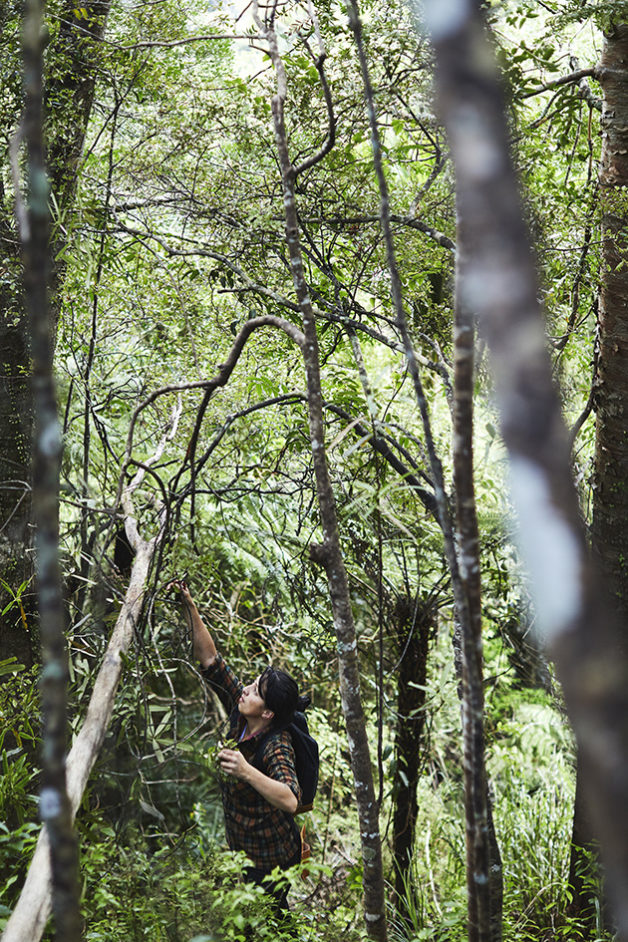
[0,7,34,660]
[347,2,499,936]
[453,215,503,942]
[253,6,387,937]
[591,21,628,656]
[22,0,82,935]
[391,597,432,917]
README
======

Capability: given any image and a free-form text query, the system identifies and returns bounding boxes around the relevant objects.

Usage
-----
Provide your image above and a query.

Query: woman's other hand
[218,747,248,780]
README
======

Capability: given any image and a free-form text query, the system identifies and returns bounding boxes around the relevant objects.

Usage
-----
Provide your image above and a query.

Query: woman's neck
[242,716,272,739]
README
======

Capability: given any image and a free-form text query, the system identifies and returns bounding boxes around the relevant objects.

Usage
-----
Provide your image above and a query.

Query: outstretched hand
[164,578,194,608]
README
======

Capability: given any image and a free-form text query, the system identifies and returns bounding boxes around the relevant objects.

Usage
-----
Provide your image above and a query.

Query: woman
[171,580,307,916]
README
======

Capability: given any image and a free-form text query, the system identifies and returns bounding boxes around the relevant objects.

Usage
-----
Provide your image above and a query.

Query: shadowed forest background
[2,0,628,940]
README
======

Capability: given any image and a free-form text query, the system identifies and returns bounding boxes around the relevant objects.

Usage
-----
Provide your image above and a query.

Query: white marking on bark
[39,788,61,820]
[39,420,62,457]
[337,638,357,654]
[411,0,470,41]
[450,107,504,181]
[509,456,582,642]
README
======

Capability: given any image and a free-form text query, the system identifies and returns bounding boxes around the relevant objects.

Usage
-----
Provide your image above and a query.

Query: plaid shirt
[202,655,301,870]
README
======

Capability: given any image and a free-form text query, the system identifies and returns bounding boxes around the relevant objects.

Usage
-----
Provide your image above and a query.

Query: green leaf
[0,657,25,677]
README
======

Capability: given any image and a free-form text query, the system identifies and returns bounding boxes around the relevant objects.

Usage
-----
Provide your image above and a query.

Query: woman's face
[238,675,272,721]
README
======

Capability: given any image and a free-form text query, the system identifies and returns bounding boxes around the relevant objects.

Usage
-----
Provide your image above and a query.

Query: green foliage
[34,814,366,942]
[0,669,40,923]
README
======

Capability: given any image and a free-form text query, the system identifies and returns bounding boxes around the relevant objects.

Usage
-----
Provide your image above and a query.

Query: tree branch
[521,67,600,99]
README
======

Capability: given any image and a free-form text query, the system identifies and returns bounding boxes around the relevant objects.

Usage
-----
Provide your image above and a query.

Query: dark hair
[259,666,310,729]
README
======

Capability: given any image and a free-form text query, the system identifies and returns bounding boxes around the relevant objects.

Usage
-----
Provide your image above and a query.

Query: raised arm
[169,581,217,669]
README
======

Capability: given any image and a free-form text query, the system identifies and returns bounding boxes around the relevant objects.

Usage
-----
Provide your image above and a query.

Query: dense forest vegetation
[2,0,628,940]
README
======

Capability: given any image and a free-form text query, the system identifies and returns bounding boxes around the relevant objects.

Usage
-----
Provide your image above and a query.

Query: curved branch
[113,315,303,515]
[294,51,337,176]
[181,316,305,505]
[179,393,307,492]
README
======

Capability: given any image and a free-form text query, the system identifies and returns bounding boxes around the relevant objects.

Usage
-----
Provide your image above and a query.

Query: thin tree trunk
[22,0,81,936]
[413,2,628,938]
[251,5,387,938]
[453,210,503,942]
[391,598,431,916]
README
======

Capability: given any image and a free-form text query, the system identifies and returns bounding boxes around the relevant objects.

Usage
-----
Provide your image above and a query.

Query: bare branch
[113,315,305,520]
[521,67,601,104]
[522,67,599,97]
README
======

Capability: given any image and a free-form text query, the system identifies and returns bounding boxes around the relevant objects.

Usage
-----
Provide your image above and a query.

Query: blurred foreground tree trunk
[414,1,628,940]
[0,0,111,665]
[568,20,628,928]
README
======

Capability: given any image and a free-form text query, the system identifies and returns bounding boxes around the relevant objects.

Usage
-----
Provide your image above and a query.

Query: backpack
[253,711,319,814]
